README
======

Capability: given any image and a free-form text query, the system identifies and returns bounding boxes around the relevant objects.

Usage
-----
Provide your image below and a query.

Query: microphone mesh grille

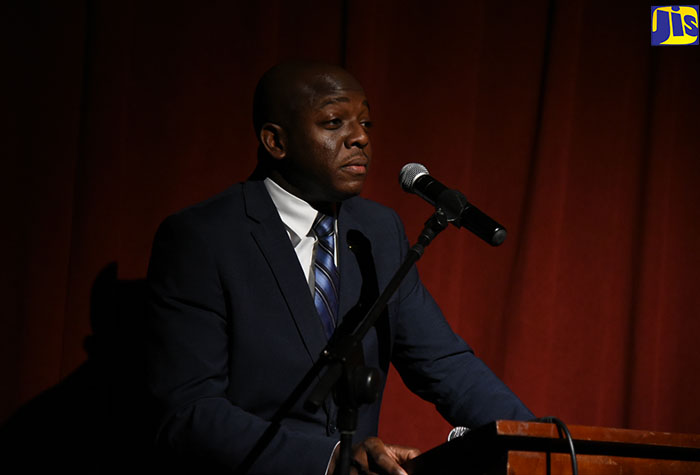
[399,163,429,191]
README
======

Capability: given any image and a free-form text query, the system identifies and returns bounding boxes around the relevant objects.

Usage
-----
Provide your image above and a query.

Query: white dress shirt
[263,177,337,293]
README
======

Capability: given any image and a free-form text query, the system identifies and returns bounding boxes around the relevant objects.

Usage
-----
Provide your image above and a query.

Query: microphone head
[399,163,429,192]
[447,426,470,441]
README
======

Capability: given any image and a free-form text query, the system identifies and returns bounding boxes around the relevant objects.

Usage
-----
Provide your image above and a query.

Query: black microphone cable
[533,416,578,475]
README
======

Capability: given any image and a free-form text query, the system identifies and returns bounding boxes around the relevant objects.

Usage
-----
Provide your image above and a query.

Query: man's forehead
[296,71,364,103]
[308,70,362,90]
[253,62,367,128]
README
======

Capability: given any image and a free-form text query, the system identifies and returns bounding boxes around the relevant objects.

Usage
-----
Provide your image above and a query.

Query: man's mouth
[343,164,367,174]
[342,157,369,175]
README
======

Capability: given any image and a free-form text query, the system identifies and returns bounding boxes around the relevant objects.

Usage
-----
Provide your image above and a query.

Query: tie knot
[313,214,335,238]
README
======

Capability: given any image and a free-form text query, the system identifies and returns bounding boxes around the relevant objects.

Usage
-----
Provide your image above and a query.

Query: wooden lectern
[402,420,700,474]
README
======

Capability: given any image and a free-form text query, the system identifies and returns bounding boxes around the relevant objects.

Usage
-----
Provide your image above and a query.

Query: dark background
[3,0,699,458]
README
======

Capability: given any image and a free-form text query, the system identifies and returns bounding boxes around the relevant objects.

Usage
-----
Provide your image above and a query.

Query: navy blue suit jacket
[147,179,532,474]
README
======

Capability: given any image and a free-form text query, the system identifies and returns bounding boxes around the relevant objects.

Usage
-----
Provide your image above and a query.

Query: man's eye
[361,120,373,129]
[324,119,343,128]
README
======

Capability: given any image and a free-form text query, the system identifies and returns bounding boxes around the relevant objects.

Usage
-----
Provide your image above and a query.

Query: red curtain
[3,0,699,453]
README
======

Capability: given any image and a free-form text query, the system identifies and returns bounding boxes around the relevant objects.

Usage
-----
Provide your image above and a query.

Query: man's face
[279,72,372,206]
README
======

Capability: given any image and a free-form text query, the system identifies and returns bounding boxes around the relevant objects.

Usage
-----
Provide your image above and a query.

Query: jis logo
[651,6,699,45]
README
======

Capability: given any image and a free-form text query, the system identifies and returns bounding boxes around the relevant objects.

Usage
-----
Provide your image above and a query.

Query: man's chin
[336,182,365,201]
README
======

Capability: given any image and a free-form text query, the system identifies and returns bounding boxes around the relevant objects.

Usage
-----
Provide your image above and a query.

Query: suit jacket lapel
[243,180,327,364]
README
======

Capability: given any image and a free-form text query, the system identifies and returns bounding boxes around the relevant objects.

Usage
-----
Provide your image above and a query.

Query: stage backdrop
[3,0,699,454]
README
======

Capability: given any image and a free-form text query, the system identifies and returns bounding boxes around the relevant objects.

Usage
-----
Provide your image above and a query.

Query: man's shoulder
[165,180,271,225]
[343,195,400,220]
[155,181,261,240]
[341,195,405,237]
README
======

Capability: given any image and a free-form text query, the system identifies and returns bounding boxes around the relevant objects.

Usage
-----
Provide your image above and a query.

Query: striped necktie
[312,213,340,339]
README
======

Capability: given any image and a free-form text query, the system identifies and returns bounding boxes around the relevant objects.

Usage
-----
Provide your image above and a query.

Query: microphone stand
[235,209,450,475]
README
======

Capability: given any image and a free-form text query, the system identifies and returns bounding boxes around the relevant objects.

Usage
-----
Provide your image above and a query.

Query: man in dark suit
[146,61,533,475]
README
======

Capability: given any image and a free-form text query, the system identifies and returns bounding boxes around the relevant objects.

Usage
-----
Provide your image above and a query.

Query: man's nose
[345,121,370,149]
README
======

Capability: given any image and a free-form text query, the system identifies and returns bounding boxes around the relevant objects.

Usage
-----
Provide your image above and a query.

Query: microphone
[399,163,507,246]
[447,426,470,441]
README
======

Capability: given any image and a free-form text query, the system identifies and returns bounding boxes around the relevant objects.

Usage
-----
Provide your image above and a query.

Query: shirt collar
[264,177,319,243]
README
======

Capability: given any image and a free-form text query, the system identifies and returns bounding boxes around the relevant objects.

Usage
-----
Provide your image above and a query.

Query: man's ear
[260,123,287,160]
